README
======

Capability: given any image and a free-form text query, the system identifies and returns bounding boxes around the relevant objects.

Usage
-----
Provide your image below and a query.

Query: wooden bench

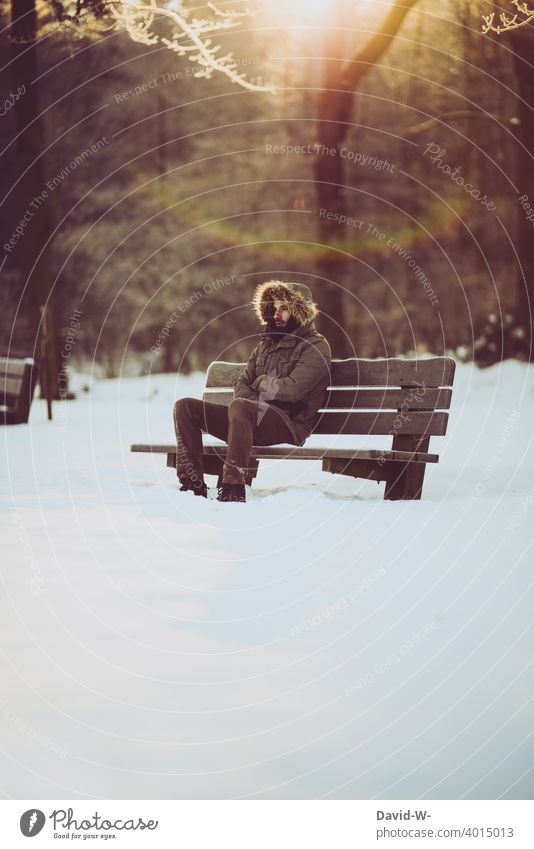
[131,356,455,500]
[0,356,38,425]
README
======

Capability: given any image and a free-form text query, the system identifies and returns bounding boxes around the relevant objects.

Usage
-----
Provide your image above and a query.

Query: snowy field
[1,360,533,800]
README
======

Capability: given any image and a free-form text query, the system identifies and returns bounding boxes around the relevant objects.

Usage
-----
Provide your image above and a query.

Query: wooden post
[40,305,53,420]
[384,435,430,500]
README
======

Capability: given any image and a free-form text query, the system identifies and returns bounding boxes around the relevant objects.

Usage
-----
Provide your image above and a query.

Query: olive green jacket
[233,320,332,445]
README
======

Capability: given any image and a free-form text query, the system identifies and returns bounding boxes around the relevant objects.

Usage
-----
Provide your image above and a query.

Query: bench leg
[245,460,259,487]
[203,454,224,483]
[384,435,430,500]
[384,462,427,500]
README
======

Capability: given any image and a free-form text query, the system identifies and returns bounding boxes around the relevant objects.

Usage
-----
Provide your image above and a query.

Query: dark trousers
[173,397,298,486]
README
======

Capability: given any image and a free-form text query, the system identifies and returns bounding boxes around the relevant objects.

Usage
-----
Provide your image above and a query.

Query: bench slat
[0,357,33,378]
[203,387,453,410]
[139,404,447,437]
[330,357,455,387]
[1,377,24,396]
[130,444,439,463]
[314,411,448,436]
[206,357,456,389]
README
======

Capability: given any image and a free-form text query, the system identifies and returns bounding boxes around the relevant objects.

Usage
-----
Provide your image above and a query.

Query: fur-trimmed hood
[252,280,319,326]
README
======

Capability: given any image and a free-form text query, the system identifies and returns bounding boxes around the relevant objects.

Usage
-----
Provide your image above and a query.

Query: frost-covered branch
[45,0,273,91]
[107,0,272,90]
[482,1,534,34]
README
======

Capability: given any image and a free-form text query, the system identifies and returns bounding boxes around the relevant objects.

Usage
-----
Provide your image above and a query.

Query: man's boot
[179,478,208,498]
[217,484,246,503]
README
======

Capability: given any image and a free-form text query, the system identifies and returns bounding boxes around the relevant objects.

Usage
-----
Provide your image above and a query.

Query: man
[173,280,332,502]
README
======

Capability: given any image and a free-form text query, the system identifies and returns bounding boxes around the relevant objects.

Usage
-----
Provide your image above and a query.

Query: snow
[1,361,533,800]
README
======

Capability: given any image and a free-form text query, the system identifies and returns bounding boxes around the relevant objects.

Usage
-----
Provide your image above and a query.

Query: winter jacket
[233,281,332,445]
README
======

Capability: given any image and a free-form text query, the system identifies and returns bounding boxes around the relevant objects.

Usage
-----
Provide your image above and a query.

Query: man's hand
[252,338,331,403]
[233,343,260,400]
[255,369,280,425]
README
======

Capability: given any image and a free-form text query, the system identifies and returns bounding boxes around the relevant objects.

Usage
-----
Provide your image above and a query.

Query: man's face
[273,299,290,327]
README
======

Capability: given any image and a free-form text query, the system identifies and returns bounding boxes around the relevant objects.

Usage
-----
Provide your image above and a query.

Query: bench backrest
[0,357,38,424]
[204,357,455,443]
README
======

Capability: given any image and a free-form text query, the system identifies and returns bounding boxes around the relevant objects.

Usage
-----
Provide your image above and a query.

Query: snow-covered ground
[1,361,533,800]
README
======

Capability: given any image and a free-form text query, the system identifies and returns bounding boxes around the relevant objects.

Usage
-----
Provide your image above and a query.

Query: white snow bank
[1,361,533,799]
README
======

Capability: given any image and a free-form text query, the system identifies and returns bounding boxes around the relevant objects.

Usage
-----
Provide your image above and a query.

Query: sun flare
[260,0,394,31]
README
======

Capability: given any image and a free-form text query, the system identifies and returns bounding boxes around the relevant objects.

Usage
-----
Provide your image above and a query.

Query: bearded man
[173,280,332,502]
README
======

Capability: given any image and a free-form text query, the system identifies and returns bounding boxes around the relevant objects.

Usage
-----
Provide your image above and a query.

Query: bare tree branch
[340,0,419,91]
[482,0,534,34]
[404,109,513,137]
[106,0,272,90]
[44,0,273,90]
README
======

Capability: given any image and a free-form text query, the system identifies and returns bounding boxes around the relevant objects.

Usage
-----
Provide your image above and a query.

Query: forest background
[1,0,531,381]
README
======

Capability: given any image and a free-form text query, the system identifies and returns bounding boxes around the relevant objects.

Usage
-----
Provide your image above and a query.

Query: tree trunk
[313,0,352,358]
[9,0,59,400]
[313,0,419,358]
[509,27,534,359]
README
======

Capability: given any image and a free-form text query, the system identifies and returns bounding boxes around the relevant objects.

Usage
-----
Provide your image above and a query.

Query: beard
[265,315,299,338]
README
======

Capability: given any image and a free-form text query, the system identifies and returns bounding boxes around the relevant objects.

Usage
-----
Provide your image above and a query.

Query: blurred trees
[7,0,58,403]
[1,0,532,377]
